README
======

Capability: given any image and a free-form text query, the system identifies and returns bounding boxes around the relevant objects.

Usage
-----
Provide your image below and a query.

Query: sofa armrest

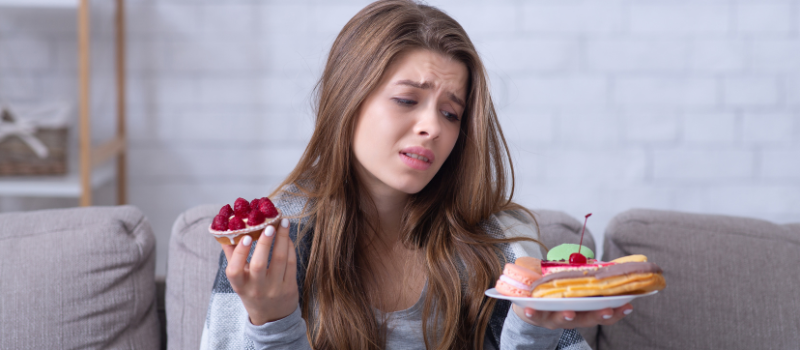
[165,204,223,350]
[0,205,160,349]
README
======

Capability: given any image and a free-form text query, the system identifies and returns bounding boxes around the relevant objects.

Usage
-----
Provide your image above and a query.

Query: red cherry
[577,213,592,256]
[569,252,587,264]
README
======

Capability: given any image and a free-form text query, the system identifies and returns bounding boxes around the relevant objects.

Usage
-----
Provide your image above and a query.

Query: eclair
[530,260,666,298]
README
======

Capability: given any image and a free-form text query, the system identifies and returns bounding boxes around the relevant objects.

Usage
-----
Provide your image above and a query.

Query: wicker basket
[0,108,68,176]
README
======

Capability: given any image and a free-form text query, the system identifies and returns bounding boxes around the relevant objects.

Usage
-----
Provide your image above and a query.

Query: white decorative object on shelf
[0,103,71,158]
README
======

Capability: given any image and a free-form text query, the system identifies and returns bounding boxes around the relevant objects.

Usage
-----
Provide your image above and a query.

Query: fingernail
[265,225,275,237]
[564,316,574,321]
[525,311,533,318]
[603,314,612,319]
[623,309,633,315]
[281,218,289,228]
[242,235,252,246]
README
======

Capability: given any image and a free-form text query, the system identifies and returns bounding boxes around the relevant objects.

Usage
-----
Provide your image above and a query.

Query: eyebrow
[395,79,466,108]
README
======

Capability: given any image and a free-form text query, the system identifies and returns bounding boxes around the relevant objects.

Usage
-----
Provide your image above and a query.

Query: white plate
[484,289,658,311]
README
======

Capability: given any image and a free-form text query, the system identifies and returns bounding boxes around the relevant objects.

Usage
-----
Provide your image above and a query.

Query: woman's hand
[221,218,298,326]
[512,303,632,330]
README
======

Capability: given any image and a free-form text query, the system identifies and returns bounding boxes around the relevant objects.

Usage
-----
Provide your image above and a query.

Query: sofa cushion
[594,209,800,350]
[165,204,224,350]
[0,205,159,349]
[533,209,596,253]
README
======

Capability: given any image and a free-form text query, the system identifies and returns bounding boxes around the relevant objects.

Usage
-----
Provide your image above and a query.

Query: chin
[395,183,427,195]
[391,177,431,195]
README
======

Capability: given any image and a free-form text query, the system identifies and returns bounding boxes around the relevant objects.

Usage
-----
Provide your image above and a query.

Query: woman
[201,1,630,349]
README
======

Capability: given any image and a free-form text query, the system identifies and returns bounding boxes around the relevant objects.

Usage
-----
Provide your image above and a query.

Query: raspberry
[229,216,246,230]
[233,197,250,218]
[247,208,266,225]
[250,198,261,210]
[258,197,278,218]
[211,214,229,231]
[219,204,234,218]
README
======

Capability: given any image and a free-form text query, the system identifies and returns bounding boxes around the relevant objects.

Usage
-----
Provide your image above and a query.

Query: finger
[540,310,571,329]
[524,308,550,320]
[595,308,615,325]
[249,225,277,281]
[221,244,235,263]
[267,218,291,283]
[601,304,633,325]
[522,308,560,330]
[225,235,254,286]
[621,304,634,317]
[522,307,533,319]
[285,236,298,284]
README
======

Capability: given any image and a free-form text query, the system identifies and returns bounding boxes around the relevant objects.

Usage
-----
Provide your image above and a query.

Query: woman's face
[353,49,467,198]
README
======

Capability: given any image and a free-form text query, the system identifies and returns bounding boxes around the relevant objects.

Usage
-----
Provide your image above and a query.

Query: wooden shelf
[0,155,115,197]
[0,0,126,206]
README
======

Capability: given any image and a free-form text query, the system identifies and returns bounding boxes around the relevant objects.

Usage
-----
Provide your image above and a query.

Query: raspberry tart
[208,196,281,245]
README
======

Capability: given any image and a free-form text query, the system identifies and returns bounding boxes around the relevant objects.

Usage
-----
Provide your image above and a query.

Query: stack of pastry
[495,244,666,298]
[531,253,665,298]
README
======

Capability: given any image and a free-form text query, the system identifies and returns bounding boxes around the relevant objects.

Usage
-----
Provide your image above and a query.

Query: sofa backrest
[0,205,160,349]
[165,205,594,350]
[588,209,800,350]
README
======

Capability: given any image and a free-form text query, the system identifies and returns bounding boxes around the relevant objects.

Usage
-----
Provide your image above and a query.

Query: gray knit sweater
[199,190,590,350]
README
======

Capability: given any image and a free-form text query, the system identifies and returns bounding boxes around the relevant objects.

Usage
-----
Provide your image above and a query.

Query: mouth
[399,146,435,163]
[399,147,435,171]
[401,152,430,163]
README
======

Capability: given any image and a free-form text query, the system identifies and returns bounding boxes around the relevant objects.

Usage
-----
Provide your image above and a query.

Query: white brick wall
[1,0,799,276]
[683,112,738,144]
[629,3,732,34]
[614,77,718,107]
[521,2,625,35]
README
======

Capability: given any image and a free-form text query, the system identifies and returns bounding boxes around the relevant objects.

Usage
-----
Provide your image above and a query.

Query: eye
[393,98,417,106]
[442,110,460,122]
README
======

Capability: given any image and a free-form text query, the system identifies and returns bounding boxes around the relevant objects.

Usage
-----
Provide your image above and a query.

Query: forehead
[383,49,468,95]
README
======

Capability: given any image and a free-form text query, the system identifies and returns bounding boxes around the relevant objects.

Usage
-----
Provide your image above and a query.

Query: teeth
[404,152,429,162]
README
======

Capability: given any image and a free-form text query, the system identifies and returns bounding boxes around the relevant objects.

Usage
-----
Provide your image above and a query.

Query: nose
[413,105,442,139]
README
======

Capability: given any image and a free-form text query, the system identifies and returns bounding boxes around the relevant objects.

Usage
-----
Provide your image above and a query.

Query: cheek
[440,124,462,159]
[354,105,398,160]
[363,107,406,145]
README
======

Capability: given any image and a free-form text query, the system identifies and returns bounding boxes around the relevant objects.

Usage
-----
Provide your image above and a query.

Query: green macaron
[546,243,595,261]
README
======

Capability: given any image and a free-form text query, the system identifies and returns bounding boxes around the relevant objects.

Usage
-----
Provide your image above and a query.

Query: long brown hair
[272,1,540,348]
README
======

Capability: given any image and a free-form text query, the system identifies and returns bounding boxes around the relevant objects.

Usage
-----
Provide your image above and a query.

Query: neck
[362,187,408,245]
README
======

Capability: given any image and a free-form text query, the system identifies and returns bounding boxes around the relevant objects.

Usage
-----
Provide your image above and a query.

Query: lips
[399,146,435,171]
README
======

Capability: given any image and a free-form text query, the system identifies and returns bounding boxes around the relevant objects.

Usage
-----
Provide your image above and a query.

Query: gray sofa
[0,206,159,349]
[583,209,800,349]
[2,205,799,349]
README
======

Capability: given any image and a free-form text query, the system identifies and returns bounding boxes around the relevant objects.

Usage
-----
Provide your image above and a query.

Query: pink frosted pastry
[495,263,542,297]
